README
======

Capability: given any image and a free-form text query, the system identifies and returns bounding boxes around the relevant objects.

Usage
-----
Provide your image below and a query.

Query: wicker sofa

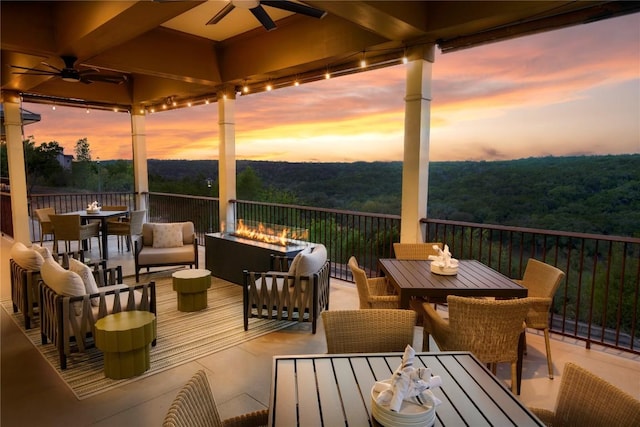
[39,257,156,369]
[133,222,198,282]
[243,244,330,334]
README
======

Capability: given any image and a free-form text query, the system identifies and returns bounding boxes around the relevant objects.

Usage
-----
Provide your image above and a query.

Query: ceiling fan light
[234,1,260,10]
[61,77,79,83]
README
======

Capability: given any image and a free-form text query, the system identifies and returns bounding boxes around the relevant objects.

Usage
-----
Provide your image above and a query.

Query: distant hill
[147,155,640,237]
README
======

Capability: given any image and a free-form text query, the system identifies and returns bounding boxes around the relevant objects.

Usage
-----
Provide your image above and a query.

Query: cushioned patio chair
[163,370,268,427]
[39,258,156,369]
[529,362,640,426]
[134,221,198,282]
[513,258,565,378]
[420,295,530,394]
[322,309,416,353]
[348,256,400,309]
[392,242,443,260]
[243,245,330,334]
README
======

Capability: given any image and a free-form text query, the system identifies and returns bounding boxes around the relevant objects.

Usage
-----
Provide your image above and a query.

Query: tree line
[1,137,637,237]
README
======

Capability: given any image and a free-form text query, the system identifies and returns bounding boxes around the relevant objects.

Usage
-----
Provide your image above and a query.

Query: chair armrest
[369,277,392,296]
[92,266,123,287]
[528,407,554,426]
[422,302,452,349]
[223,409,269,427]
[133,235,143,255]
[270,255,293,272]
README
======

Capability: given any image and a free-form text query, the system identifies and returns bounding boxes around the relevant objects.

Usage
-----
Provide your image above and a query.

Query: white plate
[371,380,436,425]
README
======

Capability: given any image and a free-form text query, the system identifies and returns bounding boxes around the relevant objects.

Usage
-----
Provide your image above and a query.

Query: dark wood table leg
[517,331,525,395]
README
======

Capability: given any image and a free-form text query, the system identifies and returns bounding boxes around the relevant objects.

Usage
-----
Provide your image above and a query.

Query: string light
[205,99,210,104]
[86,107,90,114]
[187,102,192,107]
[294,80,300,87]
[266,83,272,91]
[324,71,331,79]
[360,51,367,68]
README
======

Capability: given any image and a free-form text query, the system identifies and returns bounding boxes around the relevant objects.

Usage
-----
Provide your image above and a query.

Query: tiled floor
[2,235,639,426]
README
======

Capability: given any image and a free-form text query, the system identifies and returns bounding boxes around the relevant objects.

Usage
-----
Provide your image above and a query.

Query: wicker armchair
[529,362,640,426]
[322,309,416,353]
[420,295,530,394]
[392,242,443,260]
[163,370,268,427]
[348,256,400,309]
[513,258,565,378]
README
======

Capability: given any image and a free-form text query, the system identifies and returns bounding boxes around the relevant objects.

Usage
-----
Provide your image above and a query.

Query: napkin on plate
[375,345,442,412]
[428,244,459,269]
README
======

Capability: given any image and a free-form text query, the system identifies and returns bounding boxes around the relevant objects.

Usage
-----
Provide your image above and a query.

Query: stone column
[400,44,435,243]
[131,109,149,217]
[2,92,31,243]
[218,90,236,234]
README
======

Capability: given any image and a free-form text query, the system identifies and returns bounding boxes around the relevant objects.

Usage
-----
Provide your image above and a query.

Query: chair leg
[510,362,518,394]
[544,328,554,379]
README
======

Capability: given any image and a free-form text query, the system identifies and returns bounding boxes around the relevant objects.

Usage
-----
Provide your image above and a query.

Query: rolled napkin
[375,345,443,412]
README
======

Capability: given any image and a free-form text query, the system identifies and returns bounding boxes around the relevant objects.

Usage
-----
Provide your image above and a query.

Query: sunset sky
[22,13,640,163]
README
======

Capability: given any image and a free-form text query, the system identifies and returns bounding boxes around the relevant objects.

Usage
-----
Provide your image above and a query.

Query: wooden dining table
[62,209,128,260]
[377,258,527,309]
[377,258,528,394]
[268,351,544,426]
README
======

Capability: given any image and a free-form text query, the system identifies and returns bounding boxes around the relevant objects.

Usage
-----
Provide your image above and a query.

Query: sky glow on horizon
[20,13,640,163]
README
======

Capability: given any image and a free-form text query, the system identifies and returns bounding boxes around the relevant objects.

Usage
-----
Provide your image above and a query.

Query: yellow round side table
[94,311,157,380]
[172,268,212,312]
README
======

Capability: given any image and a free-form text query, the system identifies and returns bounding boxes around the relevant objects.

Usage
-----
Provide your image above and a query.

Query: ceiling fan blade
[261,0,326,19]
[82,73,128,85]
[10,65,54,73]
[40,62,63,73]
[11,71,57,76]
[207,2,235,25]
[251,4,276,31]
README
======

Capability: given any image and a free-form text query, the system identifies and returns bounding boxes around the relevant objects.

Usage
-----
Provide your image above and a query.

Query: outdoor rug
[1,270,296,400]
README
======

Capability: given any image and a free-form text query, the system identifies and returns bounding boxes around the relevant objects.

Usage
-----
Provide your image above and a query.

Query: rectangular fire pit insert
[205,232,311,285]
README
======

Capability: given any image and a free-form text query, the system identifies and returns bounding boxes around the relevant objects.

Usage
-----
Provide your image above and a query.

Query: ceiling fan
[10,55,128,85]
[207,0,327,31]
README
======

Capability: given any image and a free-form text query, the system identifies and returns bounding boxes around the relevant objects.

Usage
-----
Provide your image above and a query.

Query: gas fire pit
[205,221,311,285]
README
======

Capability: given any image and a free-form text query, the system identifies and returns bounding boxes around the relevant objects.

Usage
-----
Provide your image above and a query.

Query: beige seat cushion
[137,245,196,265]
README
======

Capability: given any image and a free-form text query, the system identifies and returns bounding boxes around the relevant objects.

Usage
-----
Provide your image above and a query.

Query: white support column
[218,92,236,234]
[400,45,435,243]
[2,93,31,244]
[131,110,149,217]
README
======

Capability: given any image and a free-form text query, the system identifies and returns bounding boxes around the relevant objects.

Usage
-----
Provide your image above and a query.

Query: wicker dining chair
[163,370,268,427]
[529,362,640,426]
[49,214,102,257]
[513,258,565,378]
[348,256,400,309]
[34,207,56,249]
[322,309,416,353]
[420,295,530,394]
[392,242,443,260]
[106,209,145,252]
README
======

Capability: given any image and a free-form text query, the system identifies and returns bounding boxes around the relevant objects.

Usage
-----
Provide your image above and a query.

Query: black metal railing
[24,192,639,354]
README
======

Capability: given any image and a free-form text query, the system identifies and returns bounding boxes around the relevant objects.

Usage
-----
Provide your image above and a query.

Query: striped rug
[1,271,296,400]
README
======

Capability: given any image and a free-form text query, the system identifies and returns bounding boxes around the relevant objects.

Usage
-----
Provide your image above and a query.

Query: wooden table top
[268,352,543,426]
[378,258,527,307]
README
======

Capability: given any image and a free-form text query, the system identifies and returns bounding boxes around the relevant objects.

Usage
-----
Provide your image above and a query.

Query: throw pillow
[296,244,327,277]
[10,242,44,270]
[68,258,100,306]
[288,246,312,275]
[40,259,86,316]
[152,223,184,248]
[31,243,52,261]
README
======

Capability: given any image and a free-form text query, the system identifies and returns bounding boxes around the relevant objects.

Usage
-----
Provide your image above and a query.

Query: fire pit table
[205,232,311,285]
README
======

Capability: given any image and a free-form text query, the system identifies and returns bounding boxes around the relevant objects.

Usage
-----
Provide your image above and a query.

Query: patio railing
[24,191,639,354]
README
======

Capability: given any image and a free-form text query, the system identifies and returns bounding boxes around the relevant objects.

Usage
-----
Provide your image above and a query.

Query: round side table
[94,311,157,380]
[172,268,212,312]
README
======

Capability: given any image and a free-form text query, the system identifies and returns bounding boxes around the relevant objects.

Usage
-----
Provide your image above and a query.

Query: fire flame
[235,219,293,246]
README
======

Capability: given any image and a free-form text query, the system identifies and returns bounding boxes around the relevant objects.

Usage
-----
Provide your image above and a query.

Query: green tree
[74,137,92,161]
[23,136,65,192]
